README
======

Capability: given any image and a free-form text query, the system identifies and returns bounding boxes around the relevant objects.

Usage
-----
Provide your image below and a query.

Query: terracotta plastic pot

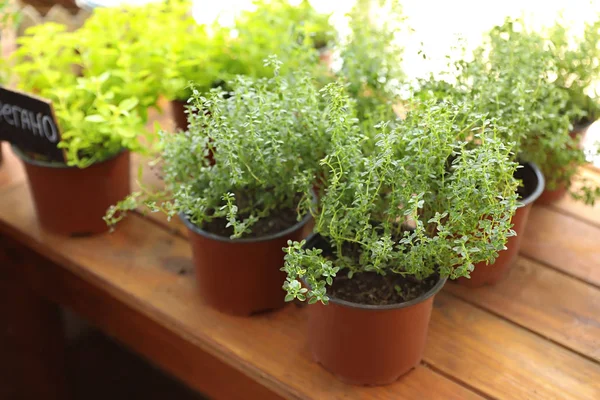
[304,235,447,385]
[180,211,313,316]
[170,99,188,131]
[13,147,130,236]
[457,162,544,288]
[536,183,568,205]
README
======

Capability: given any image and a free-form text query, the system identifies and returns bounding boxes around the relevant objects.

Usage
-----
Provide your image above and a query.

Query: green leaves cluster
[107,60,333,237]
[546,16,600,125]
[337,0,406,122]
[283,95,519,304]
[52,73,148,167]
[223,0,334,88]
[418,17,600,203]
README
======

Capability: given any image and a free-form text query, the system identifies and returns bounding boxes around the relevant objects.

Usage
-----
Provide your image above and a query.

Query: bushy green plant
[47,72,148,168]
[154,0,230,101]
[337,0,406,122]
[546,16,600,125]
[11,4,166,121]
[226,0,334,80]
[75,4,168,120]
[282,96,519,304]
[10,23,79,95]
[418,18,600,204]
[106,59,333,237]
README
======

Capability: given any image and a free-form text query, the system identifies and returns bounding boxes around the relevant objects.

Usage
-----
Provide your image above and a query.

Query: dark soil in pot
[12,147,131,236]
[180,206,312,317]
[302,234,446,386]
[457,161,544,288]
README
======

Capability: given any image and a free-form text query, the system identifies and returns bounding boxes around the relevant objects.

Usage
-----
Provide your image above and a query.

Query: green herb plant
[546,15,600,126]
[226,0,335,81]
[337,0,406,122]
[283,95,519,304]
[419,17,600,204]
[49,72,148,168]
[10,23,79,95]
[106,59,333,237]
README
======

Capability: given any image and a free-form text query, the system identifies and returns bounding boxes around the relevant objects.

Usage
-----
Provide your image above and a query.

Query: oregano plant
[283,98,519,305]
[46,73,150,168]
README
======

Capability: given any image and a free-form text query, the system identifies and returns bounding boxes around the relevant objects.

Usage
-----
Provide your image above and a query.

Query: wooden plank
[0,183,479,400]
[521,206,600,287]
[0,243,70,400]
[429,293,600,400]
[549,167,600,226]
[2,236,282,400]
[445,256,600,362]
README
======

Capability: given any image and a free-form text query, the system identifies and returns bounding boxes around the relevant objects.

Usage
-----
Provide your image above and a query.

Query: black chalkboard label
[0,86,65,162]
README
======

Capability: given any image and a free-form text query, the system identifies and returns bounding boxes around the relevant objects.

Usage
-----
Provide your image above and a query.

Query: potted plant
[547,16,600,131]
[417,18,575,286]
[106,60,332,316]
[139,0,228,130]
[452,18,600,207]
[11,72,150,236]
[282,96,519,385]
[11,4,167,123]
[336,0,406,123]
[229,0,335,78]
[537,17,600,203]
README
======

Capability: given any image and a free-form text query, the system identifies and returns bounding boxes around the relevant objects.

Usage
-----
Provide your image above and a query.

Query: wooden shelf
[1,149,600,399]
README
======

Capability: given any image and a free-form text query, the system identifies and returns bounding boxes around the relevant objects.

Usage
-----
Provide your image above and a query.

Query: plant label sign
[0,86,65,162]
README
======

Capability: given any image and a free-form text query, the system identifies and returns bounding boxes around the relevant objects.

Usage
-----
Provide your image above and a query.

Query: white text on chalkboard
[0,100,58,143]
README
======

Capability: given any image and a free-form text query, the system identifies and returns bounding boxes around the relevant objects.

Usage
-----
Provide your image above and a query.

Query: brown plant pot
[536,184,568,205]
[170,99,188,131]
[457,162,544,288]
[536,122,591,205]
[303,235,447,385]
[13,147,131,236]
[180,211,313,316]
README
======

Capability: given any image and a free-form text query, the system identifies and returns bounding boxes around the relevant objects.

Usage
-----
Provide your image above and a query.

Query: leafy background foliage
[417,17,600,203]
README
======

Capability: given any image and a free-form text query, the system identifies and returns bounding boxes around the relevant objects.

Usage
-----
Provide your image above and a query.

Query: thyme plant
[106,60,333,238]
[546,16,600,126]
[226,0,334,81]
[418,18,600,204]
[338,0,406,122]
[283,97,519,304]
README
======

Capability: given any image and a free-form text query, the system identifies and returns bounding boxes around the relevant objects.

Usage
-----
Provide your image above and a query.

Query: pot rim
[179,206,313,244]
[11,145,126,169]
[301,233,448,311]
[518,161,545,208]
